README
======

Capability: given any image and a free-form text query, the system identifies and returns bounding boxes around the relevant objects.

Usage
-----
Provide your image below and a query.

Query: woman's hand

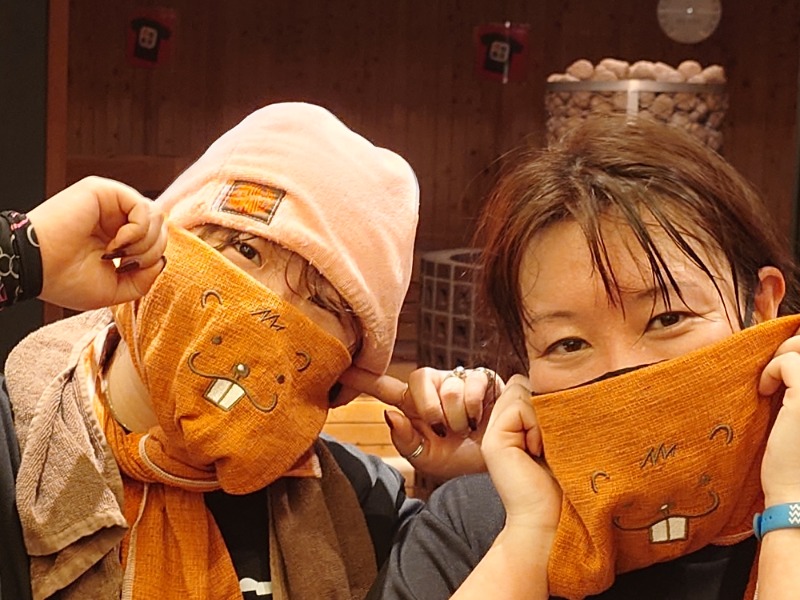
[759,333,800,507]
[755,332,800,600]
[451,375,561,600]
[338,365,502,479]
[28,176,167,311]
[482,374,562,533]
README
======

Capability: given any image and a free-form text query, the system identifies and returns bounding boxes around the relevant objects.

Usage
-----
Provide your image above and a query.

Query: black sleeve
[367,473,505,600]
[321,435,424,568]
[0,211,42,308]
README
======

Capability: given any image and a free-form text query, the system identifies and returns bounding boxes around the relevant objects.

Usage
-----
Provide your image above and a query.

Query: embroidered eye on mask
[111,225,352,494]
[531,314,800,599]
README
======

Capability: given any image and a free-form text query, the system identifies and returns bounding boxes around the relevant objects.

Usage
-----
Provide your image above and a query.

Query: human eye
[216,232,268,269]
[233,240,261,265]
[544,337,589,356]
[647,312,687,330]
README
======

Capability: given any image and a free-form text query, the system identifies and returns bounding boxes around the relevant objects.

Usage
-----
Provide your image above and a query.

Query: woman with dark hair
[371,116,800,599]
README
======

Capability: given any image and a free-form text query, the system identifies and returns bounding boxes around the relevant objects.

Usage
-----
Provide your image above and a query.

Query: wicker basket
[417,248,520,376]
[545,79,728,151]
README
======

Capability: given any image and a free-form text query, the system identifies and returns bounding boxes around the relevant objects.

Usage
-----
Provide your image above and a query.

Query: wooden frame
[43,0,69,324]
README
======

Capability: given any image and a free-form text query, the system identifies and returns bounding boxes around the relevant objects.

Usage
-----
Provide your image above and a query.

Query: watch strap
[753,502,800,541]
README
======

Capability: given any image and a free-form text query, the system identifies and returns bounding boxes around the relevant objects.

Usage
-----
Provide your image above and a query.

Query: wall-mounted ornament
[657,0,722,44]
[126,7,177,68]
[473,22,529,83]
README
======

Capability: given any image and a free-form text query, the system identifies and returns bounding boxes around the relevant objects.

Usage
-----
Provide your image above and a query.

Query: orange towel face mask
[532,315,800,599]
[112,226,352,493]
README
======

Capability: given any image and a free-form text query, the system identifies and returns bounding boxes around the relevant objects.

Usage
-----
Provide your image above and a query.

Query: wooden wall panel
[44,0,70,324]
[66,0,799,250]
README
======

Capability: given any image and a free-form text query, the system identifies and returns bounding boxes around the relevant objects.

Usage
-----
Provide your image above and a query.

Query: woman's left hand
[758,332,800,506]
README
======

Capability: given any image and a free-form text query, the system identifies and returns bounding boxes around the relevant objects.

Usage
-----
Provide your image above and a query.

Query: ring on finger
[444,365,467,381]
[474,366,496,384]
[403,441,425,461]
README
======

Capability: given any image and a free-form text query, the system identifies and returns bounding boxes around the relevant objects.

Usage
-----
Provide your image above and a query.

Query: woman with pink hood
[3,102,431,600]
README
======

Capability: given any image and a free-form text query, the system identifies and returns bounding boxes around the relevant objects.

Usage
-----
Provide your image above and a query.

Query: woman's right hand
[482,374,561,543]
[451,374,561,600]
[28,176,167,311]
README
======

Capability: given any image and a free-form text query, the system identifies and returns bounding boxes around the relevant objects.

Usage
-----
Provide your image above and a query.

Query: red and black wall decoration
[126,7,177,68]
[474,22,530,83]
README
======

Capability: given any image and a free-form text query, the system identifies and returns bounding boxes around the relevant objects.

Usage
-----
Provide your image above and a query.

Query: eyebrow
[623,280,704,302]
[526,281,706,326]
[526,309,579,326]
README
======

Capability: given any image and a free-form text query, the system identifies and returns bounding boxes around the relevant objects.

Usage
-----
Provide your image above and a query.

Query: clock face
[657,0,722,44]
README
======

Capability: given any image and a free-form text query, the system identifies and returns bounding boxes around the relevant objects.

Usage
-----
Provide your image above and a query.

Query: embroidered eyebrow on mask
[709,424,733,444]
[295,351,311,372]
[250,308,287,331]
[590,471,610,494]
[201,290,223,307]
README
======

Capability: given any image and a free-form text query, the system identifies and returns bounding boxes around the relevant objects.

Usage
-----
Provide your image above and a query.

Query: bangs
[567,184,745,327]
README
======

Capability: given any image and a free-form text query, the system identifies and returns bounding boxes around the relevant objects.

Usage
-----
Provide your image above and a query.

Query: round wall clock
[657,0,722,44]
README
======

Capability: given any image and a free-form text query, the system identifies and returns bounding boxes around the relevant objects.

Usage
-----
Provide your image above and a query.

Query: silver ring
[403,441,425,461]
[474,366,496,384]
[444,365,467,381]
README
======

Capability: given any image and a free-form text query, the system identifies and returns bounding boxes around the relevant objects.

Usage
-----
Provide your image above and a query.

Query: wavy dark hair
[475,115,800,367]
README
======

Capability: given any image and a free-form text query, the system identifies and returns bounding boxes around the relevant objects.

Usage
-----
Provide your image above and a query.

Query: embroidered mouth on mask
[186,350,312,412]
[529,315,800,599]
[611,489,720,543]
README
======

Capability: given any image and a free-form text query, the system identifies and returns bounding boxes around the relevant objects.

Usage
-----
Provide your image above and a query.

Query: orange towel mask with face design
[111,225,352,494]
[532,314,800,599]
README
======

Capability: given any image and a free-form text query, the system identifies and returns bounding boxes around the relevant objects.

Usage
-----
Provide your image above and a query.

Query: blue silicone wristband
[753,502,800,540]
